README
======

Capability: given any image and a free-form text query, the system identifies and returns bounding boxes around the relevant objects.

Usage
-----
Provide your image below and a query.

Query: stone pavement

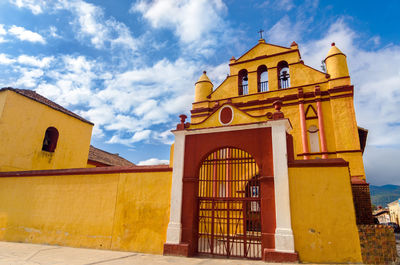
[0,241,273,265]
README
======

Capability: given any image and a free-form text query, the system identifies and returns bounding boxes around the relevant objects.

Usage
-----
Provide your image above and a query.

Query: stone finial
[177,114,188,130]
[179,114,187,123]
[291,41,298,47]
[272,100,284,120]
[331,42,335,46]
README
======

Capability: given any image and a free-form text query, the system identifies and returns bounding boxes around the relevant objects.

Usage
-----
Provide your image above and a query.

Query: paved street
[0,241,269,265]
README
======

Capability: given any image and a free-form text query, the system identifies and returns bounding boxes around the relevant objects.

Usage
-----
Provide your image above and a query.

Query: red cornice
[328,84,353,94]
[296,149,362,157]
[0,165,172,177]
[288,158,349,168]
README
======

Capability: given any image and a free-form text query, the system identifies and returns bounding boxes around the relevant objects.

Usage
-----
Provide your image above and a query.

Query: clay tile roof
[0,87,93,125]
[88,145,136,167]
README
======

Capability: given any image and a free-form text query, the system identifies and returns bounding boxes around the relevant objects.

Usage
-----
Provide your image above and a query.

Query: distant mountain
[370,185,400,207]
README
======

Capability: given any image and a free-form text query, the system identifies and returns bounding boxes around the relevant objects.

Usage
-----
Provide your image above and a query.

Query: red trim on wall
[324,52,346,62]
[263,249,299,262]
[288,158,349,167]
[163,243,191,257]
[329,93,354,100]
[296,149,362,157]
[0,165,172,177]
[286,133,295,162]
[328,85,353,94]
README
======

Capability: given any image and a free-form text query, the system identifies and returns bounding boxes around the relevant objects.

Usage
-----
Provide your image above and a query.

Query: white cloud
[0,53,16,64]
[56,0,137,51]
[8,25,46,44]
[132,0,227,49]
[8,0,138,51]
[266,16,303,46]
[49,26,61,38]
[107,130,152,145]
[154,129,174,145]
[137,158,169,166]
[0,25,6,35]
[9,0,47,14]
[15,68,44,88]
[0,24,6,43]
[17,55,53,68]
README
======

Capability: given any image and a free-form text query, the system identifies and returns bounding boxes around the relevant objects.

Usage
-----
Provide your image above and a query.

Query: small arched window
[42,127,59,152]
[278,61,290,89]
[257,65,268,92]
[238,69,248,95]
[308,125,319,153]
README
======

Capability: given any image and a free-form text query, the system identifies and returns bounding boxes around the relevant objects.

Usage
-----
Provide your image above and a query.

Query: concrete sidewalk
[0,241,270,265]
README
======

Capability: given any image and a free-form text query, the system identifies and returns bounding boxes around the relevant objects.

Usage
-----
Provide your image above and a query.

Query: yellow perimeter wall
[289,165,362,263]
[0,168,172,254]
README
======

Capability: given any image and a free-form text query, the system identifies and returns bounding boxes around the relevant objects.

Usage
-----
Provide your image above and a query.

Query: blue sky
[0,0,399,185]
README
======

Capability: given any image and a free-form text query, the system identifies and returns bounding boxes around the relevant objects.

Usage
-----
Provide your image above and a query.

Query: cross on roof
[258,29,264,39]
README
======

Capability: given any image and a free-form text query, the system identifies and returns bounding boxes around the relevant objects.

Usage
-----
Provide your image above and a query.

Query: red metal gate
[198,147,261,259]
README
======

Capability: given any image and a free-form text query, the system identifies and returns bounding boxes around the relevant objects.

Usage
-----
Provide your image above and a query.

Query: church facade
[0,40,397,264]
[163,39,394,262]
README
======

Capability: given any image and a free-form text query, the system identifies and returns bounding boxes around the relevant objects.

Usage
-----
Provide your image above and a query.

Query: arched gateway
[198,147,261,259]
[163,118,298,262]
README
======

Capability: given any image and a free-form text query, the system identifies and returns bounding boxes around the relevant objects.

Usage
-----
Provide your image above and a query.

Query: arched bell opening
[257,65,268,92]
[277,61,290,89]
[238,69,249,95]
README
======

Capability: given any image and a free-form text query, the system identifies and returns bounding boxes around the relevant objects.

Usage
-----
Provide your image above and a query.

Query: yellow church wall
[209,77,238,100]
[329,96,365,177]
[0,90,93,171]
[0,91,7,119]
[289,63,327,88]
[288,165,363,263]
[0,168,172,254]
[0,174,119,248]
[110,171,172,253]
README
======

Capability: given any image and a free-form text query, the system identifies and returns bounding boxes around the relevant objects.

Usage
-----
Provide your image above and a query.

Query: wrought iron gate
[198,147,261,259]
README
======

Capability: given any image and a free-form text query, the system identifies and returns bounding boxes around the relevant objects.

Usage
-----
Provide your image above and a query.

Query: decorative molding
[288,158,349,168]
[305,104,318,120]
[0,165,172,177]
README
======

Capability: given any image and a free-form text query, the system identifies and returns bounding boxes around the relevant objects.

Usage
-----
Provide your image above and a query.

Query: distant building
[373,208,391,223]
[87,145,135,167]
[388,200,400,224]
